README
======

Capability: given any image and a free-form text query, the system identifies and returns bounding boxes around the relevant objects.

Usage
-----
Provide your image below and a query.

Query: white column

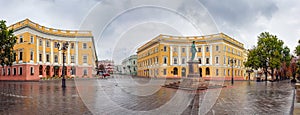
[58,42,62,64]
[170,45,173,65]
[178,46,181,65]
[43,39,46,63]
[36,38,39,63]
[210,45,213,65]
[186,45,189,61]
[202,45,205,64]
[67,44,70,64]
[50,40,53,64]
[75,41,79,65]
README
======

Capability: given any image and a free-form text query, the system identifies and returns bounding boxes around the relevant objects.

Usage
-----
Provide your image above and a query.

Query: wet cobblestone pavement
[0,75,295,115]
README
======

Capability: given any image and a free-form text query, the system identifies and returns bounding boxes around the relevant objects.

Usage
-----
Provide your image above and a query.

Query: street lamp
[56,42,69,88]
[230,59,236,85]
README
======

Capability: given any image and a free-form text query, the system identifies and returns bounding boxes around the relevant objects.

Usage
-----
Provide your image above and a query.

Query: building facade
[121,55,137,75]
[0,19,97,81]
[98,60,114,74]
[137,33,246,80]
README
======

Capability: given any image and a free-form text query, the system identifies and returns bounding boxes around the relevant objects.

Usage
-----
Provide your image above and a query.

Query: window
[228,48,230,52]
[163,69,167,75]
[71,66,76,75]
[224,69,226,76]
[205,67,210,75]
[83,43,87,49]
[30,36,34,43]
[13,68,16,75]
[163,46,167,52]
[71,43,74,49]
[71,56,75,63]
[46,54,50,62]
[173,47,177,52]
[198,47,201,52]
[228,57,230,65]
[215,57,219,64]
[196,58,201,64]
[39,54,42,62]
[83,55,87,63]
[206,58,209,64]
[224,56,226,64]
[19,36,23,43]
[39,39,42,46]
[30,67,34,75]
[30,51,34,61]
[182,58,185,64]
[182,48,185,53]
[206,46,209,52]
[46,40,50,47]
[163,57,167,64]
[19,67,23,75]
[174,58,177,64]
[83,69,88,75]
[216,45,219,51]
[54,55,58,63]
[54,42,58,48]
[19,51,23,61]
[216,69,219,76]
[7,68,10,76]
[228,69,230,76]
[224,46,226,51]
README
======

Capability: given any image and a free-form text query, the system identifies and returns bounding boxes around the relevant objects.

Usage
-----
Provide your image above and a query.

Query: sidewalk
[294,83,300,114]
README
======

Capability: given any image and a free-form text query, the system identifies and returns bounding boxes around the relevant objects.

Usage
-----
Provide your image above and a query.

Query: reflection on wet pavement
[0,77,295,115]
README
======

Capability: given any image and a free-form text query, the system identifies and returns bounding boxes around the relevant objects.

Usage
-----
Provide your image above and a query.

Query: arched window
[173,67,178,75]
[206,67,210,75]
[39,65,43,75]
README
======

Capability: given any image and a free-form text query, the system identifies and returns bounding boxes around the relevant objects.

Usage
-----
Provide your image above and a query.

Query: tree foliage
[245,32,285,80]
[0,20,17,67]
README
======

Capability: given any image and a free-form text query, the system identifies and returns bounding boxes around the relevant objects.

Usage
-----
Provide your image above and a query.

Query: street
[0,75,295,115]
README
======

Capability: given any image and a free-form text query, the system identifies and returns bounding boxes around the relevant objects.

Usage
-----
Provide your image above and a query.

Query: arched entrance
[46,66,50,76]
[199,67,202,77]
[181,67,186,77]
[206,67,210,75]
[173,67,178,75]
[39,65,43,75]
[54,66,59,77]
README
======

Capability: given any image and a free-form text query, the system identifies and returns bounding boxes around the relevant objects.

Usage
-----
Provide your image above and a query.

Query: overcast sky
[1,0,299,64]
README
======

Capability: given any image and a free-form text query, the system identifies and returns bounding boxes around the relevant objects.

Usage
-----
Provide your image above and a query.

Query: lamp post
[56,42,69,88]
[230,59,236,85]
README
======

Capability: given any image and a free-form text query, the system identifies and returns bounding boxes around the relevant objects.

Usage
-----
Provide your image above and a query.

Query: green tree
[295,40,300,79]
[245,32,284,82]
[0,20,17,67]
[281,46,291,80]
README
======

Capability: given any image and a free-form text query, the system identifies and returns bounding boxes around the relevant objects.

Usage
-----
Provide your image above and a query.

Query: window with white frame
[39,39,42,46]
[83,43,87,49]
[71,43,75,49]
[7,68,10,76]
[19,67,23,75]
[182,58,185,64]
[163,46,167,52]
[30,36,34,43]
[163,57,167,64]
[83,69,88,75]
[216,69,219,76]
[163,69,167,75]
[215,56,219,64]
[206,46,209,52]
[71,55,75,63]
[224,56,226,64]
[83,55,88,63]
[46,54,50,62]
[13,68,16,75]
[182,48,185,53]
[19,51,23,61]
[30,51,34,61]
[216,45,219,51]
[206,58,209,64]
[19,35,23,43]
[54,55,58,63]
[39,53,42,62]
[199,58,202,64]
[174,58,178,64]
[46,40,50,47]
[30,67,34,75]
[198,47,201,52]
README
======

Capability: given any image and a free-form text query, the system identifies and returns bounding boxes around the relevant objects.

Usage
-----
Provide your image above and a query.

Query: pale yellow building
[137,33,246,80]
[0,19,97,81]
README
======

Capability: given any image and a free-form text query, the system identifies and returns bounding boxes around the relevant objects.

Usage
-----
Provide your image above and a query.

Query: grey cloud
[199,0,278,27]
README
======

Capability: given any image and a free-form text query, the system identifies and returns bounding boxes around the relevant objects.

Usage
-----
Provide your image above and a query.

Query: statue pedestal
[187,61,200,77]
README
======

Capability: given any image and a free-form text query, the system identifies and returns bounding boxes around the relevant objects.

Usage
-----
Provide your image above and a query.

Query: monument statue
[191,41,197,61]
